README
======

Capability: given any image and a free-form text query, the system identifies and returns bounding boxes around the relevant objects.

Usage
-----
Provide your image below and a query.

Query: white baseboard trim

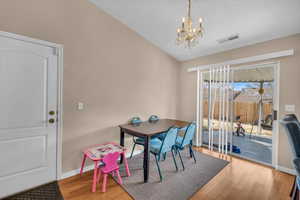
[60,164,94,180]
[60,149,143,180]
[276,165,297,175]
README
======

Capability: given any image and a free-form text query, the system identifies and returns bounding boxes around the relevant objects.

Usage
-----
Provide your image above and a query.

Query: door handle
[49,110,55,116]
[273,110,277,121]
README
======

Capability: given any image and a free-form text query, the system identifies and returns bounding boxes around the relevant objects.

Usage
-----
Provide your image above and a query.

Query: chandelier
[176,0,204,48]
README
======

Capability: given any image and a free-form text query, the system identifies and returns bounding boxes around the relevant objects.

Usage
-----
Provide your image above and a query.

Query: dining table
[119,119,190,183]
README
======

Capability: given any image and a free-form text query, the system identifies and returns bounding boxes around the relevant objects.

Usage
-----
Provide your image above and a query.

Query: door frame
[196,61,280,168]
[0,31,64,180]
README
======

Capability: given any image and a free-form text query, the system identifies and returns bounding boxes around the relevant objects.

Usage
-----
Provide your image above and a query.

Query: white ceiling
[89,0,300,61]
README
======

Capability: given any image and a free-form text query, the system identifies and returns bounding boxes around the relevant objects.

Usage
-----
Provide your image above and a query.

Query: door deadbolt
[49,111,55,115]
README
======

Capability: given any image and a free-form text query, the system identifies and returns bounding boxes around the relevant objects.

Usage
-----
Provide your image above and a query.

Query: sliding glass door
[199,66,234,155]
[197,63,277,166]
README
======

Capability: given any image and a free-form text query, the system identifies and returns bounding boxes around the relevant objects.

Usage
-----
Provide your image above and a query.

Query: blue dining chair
[130,136,161,159]
[280,114,300,200]
[175,122,196,170]
[150,127,179,181]
[157,124,190,161]
[129,115,164,159]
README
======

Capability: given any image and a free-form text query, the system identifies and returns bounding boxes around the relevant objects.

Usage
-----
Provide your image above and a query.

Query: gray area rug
[4,182,63,200]
[115,150,229,200]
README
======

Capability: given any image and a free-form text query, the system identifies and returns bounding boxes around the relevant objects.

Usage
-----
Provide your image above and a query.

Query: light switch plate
[285,104,295,112]
[77,102,84,110]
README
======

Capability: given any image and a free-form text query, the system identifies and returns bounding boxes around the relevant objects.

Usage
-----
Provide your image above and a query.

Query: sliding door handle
[273,110,278,121]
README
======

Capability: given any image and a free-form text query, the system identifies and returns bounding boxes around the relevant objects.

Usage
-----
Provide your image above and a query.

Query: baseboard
[60,164,94,180]
[60,149,143,180]
[276,165,297,175]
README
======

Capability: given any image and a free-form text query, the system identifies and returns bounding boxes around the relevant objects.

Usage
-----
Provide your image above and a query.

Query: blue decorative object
[149,115,159,123]
[232,145,241,154]
[130,117,142,126]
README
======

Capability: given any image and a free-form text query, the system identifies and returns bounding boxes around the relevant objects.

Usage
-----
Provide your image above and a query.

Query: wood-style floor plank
[59,147,294,200]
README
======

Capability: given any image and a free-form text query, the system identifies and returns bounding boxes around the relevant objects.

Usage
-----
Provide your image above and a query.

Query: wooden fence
[203,101,272,124]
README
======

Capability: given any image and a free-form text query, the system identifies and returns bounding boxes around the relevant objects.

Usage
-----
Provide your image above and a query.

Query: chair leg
[292,177,298,200]
[177,149,185,170]
[80,154,87,175]
[291,177,296,197]
[171,149,178,171]
[163,152,167,161]
[189,144,193,158]
[97,168,102,183]
[295,186,299,200]
[92,161,98,192]
[154,155,163,182]
[130,143,136,159]
[190,144,196,163]
[116,170,123,184]
[102,174,108,192]
[174,149,178,156]
[122,152,131,177]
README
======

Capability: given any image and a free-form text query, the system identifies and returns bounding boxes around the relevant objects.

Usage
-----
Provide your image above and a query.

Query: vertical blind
[206,65,233,155]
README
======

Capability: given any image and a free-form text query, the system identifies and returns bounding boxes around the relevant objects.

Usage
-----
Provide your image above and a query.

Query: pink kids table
[80,142,130,192]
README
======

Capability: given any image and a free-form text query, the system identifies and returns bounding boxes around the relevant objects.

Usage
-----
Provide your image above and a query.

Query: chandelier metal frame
[176,0,204,48]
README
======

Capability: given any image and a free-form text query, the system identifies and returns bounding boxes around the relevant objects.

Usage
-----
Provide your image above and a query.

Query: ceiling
[89,0,300,61]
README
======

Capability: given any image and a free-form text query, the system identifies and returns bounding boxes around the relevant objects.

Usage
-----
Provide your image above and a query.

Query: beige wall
[179,34,300,169]
[1,0,299,173]
[0,0,180,172]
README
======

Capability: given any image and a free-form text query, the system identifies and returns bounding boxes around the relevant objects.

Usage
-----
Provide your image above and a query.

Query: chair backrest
[280,114,300,158]
[102,152,120,172]
[180,123,196,147]
[284,114,299,125]
[159,127,178,154]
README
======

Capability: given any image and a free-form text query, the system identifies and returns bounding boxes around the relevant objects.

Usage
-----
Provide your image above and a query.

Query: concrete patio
[202,130,272,164]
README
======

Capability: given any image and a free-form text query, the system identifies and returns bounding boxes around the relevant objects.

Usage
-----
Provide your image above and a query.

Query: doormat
[3,181,64,200]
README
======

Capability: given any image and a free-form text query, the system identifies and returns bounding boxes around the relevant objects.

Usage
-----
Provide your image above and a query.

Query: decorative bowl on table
[130,117,142,126]
[148,115,159,123]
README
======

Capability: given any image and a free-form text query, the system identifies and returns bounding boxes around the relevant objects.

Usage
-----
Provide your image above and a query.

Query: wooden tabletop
[119,119,190,137]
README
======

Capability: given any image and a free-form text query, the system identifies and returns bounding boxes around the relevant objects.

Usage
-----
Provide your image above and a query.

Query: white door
[0,35,58,198]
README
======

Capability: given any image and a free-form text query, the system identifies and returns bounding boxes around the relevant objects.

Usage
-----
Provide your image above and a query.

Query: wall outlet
[285,104,295,112]
[77,102,84,110]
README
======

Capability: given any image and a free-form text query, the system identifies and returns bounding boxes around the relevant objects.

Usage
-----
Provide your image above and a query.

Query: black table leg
[143,136,150,183]
[120,128,125,164]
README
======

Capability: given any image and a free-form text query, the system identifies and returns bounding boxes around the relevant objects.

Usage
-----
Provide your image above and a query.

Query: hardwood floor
[59,148,294,200]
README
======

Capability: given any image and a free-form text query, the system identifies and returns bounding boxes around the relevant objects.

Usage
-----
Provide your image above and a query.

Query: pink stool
[80,142,130,192]
[97,152,122,192]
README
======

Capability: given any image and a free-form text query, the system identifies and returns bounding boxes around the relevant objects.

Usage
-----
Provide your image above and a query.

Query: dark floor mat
[3,182,64,200]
